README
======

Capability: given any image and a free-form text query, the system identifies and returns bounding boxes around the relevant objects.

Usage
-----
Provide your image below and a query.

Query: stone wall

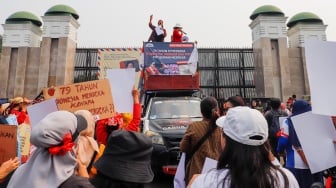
[287,47,310,99]
[0,37,76,99]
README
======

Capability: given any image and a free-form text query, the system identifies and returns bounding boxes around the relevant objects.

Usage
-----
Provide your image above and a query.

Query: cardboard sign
[0,125,17,164]
[43,79,115,120]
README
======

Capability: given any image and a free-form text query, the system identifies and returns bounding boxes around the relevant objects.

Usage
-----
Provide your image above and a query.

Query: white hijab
[8,111,80,188]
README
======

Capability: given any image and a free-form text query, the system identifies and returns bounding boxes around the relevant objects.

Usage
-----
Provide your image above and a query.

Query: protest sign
[97,48,142,87]
[291,111,336,173]
[27,98,58,127]
[106,68,135,113]
[43,79,115,120]
[0,125,17,164]
[305,40,336,116]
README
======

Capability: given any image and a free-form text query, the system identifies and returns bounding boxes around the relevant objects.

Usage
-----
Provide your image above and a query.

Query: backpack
[269,110,287,138]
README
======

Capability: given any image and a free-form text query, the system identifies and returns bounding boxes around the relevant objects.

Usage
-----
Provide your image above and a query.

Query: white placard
[106,68,135,113]
[305,40,336,116]
[174,152,186,188]
[155,26,164,36]
[279,116,287,127]
[27,98,58,127]
[291,111,336,173]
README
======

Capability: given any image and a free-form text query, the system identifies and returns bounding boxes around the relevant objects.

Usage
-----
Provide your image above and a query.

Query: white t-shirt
[190,167,299,188]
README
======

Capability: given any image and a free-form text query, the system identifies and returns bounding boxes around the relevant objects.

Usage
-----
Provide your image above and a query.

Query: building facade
[0,4,328,102]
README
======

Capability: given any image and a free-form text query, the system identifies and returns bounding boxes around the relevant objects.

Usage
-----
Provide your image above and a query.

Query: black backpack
[269,110,287,138]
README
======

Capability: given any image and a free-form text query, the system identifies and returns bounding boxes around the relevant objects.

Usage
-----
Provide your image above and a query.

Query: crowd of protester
[0,87,153,188]
[183,95,331,188]
[0,92,334,188]
[0,13,330,187]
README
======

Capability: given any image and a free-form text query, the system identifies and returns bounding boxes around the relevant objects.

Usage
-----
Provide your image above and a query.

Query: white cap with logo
[216,106,268,146]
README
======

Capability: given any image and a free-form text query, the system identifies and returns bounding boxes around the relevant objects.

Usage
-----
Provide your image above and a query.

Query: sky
[1,0,335,48]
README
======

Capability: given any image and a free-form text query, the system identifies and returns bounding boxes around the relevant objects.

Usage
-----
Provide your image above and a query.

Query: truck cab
[141,92,202,175]
[140,41,200,175]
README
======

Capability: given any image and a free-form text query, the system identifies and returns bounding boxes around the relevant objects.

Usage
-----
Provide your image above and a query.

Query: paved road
[146,174,174,188]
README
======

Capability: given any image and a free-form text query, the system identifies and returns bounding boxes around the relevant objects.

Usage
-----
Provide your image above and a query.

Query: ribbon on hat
[48,133,75,156]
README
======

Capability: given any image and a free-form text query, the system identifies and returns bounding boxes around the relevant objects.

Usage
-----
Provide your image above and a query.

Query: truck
[140,42,202,175]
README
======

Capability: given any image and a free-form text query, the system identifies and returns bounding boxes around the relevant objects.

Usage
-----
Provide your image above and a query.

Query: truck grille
[163,136,182,148]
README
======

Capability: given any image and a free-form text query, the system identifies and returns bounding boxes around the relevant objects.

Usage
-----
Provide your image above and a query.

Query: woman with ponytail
[180,96,222,185]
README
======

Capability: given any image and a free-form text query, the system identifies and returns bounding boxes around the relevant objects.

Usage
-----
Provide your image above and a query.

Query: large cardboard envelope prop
[18,123,31,162]
[0,125,17,164]
[43,79,115,120]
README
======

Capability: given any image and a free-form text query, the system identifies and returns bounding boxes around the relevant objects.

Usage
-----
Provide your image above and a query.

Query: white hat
[174,23,183,28]
[216,106,268,146]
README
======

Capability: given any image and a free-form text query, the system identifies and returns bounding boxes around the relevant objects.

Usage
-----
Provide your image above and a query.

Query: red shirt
[171,29,183,42]
[96,103,141,145]
[10,109,28,125]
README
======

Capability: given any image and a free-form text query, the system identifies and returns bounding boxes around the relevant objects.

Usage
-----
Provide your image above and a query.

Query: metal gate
[197,48,256,102]
[74,48,99,83]
[75,47,256,102]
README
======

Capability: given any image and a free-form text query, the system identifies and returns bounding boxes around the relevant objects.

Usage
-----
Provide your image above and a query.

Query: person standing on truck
[148,14,167,42]
[171,23,185,42]
[180,96,222,186]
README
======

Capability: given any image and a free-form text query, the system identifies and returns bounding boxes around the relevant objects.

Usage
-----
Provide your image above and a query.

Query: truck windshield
[149,100,202,119]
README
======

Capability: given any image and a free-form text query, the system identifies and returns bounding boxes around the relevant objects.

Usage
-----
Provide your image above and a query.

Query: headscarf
[7,111,87,188]
[74,110,99,167]
[287,100,312,147]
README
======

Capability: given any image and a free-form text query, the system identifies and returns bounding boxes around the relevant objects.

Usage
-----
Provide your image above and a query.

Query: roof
[44,4,79,20]
[5,11,42,27]
[287,12,323,27]
[250,5,284,20]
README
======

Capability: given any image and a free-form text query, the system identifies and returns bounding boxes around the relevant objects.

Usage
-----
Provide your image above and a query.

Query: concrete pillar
[287,12,327,99]
[249,12,291,101]
[0,47,11,98]
[1,11,42,98]
[41,14,80,87]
